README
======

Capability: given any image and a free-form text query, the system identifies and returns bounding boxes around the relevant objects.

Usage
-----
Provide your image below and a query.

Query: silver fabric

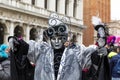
[0,59,10,80]
[27,40,97,80]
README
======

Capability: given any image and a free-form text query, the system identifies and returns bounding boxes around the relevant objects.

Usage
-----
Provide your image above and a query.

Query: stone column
[21,0,31,4]
[26,25,30,42]
[9,21,14,36]
[77,32,83,44]
[36,0,45,8]
[57,0,65,14]
[5,21,14,44]
[76,0,83,19]
[67,0,74,17]
[47,0,56,11]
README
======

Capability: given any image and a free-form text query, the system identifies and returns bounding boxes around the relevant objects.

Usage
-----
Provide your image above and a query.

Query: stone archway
[0,23,5,44]
[14,25,24,39]
[30,28,37,40]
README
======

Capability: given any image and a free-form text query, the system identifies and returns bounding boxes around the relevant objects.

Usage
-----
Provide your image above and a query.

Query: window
[65,0,69,15]
[56,0,58,12]
[32,0,35,5]
[14,25,23,38]
[30,28,37,40]
[45,0,47,9]
[73,0,77,17]
[0,24,4,44]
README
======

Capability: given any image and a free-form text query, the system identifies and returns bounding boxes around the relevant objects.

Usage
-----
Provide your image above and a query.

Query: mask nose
[55,37,59,43]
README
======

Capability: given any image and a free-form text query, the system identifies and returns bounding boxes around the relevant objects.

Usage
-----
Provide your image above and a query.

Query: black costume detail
[82,49,111,80]
[10,39,35,80]
[54,47,64,80]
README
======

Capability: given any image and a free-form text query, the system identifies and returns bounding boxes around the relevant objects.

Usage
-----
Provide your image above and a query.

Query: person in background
[110,46,120,80]
[0,44,10,58]
[0,44,10,80]
[108,46,118,59]
[8,36,35,80]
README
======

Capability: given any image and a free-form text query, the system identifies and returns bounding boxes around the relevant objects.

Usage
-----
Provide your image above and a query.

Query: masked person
[8,14,107,80]
[82,16,111,80]
[8,37,35,80]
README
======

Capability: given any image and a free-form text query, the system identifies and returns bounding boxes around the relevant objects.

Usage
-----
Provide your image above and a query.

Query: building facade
[83,0,110,46]
[107,20,120,36]
[0,0,84,45]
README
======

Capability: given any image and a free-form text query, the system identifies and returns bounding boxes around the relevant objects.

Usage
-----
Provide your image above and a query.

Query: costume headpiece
[44,13,71,42]
[92,16,107,47]
[107,35,116,46]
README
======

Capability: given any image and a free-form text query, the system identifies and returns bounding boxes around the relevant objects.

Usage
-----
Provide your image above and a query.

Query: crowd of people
[0,14,120,80]
[106,35,120,80]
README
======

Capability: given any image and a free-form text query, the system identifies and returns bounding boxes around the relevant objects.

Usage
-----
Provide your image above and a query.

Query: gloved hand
[8,36,20,52]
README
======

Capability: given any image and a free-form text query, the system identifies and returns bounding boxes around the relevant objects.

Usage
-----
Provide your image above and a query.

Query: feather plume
[91,16,102,26]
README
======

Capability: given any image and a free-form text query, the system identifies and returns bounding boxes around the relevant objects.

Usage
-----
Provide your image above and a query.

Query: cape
[10,39,35,80]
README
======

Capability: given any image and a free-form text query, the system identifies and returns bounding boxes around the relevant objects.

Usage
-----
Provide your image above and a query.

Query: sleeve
[27,40,38,64]
[75,44,86,68]
[82,45,97,69]
[27,40,50,64]
[77,44,97,69]
[0,60,10,80]
[110,57,114,75]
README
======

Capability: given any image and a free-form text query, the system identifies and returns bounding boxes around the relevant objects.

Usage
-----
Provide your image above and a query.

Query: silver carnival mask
[50,36,66,49]
[44,13,70,49]
[48,25,68,49]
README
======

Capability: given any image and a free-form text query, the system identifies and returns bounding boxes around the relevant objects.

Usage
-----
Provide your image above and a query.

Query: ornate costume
[8,37,34,80]
[26,13,97,80]
[8,14,111,80]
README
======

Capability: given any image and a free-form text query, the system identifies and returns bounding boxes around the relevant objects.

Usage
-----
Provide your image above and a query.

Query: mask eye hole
[51,36,62,40]
[62,36,67,42]
[51,37,56,40]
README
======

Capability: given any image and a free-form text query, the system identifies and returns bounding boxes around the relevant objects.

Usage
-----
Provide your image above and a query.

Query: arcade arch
[30,28,37,40]
[0,23,7,44]
[14,25,24,39]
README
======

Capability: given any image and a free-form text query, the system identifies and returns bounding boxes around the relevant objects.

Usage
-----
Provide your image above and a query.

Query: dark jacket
[0,58,10,80]
[91,49,111,80]
[82,48,111,80]
[110,53,120,78]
